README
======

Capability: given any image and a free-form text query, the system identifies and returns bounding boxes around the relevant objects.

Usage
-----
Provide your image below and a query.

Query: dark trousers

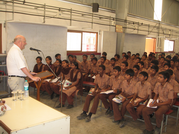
[126,103,146,121]
[50,83,60,94]
[99,93,117,110]
[83,93,100,114]
[59,91,75,105]
[142,105,170,131]
[41,82,53,95]
[112,99,131,121]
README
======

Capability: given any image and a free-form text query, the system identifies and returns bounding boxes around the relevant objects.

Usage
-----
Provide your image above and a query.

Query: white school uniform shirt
[7,44,29,77]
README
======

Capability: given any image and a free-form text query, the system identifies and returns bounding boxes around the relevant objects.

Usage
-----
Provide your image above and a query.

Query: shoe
[143,129,154,134]
[154,127,160,134]
[119,119,126,128]
[66,104,74,109]
[112,120,121,124]
[85,115,91,122]
[139,115,144,120]
[77,113,88,120]
[55,103,64,108]
[105,108,110,115]
[51,92,54,99]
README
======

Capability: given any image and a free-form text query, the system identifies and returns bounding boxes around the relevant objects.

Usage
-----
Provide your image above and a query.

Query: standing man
[7,35,41,91]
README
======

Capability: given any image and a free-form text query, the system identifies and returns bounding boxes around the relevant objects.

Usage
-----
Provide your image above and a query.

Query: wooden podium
[28,71,54,101]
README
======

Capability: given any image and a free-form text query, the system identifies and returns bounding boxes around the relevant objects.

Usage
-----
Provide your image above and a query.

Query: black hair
[122,61,128,67]
[176,59,179,63]
[90,53,95,57]
[127,51,131,54]
[166,69,173,76]
[124,55,128,60]
[72,62,79,69]
[138,61,144,66]
[99,64,105,70]
[161,57,165,60]
[62,60,69,64]
[139,71,148,80]
[170,59,175,63]
[151,60,159,66]
[46,56,52,60]
[136,57,141,61]
[114,54,120,59]
[159,71,170,82]
[161,53,165,56]
[92,57,97,61]
[83,54,88,58]
[136,53,140,56]
[125,69,134,76]
[55,53,61,58]
[166,55,171,59]
[73,55,77,58]
[56,59,62,64]
[164,63,171,68]
[151,65,159,72]
[165,60,170,64]
[102,52,107,56]
[133,65,140,70]
[68,55,73,58]
[149,53,152,57]
[111,58,116,62]
[173,56,178,61]
[113,66,121,72]
[132,54,136,56]
[36,56,42,61]
[143,55,147,58]
[122,52,126,55]
[101,56,106,61]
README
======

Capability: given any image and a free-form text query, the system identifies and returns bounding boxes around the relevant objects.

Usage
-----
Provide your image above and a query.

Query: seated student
[147,65,159,98]
[99,66,124,115]
[158,57,165,70]
[88,57,99,82]
[30,56,45,88]
[142,71,174,134]
[80,54,90,80]
[136,53,140,58]
[120,61,128,77]
[73,55,81,66]
[141,55,149,69]
[147,54,153,67]
[126,71,151,121]
[133,57,141,67]
[98,52,110,65]
[41,59,62,99]
[170,59,176,71]
[33,56,45,73]
[166,69,179,103]
[43,56,55,72]
[77,65,110,122]
[68,55,74,67]
[174,59,179,83]
[88,53,95,66]
[107,58,117,76]
[114,54,121,66]
[57,62,83,109]
[166,55,171,61]
[112,69,137,127]
[147,60,158,73]
[98,56,109,75]
[132,65,140,83]
[127,51,131,61]
[138,61,147,73]
[121,52,126,62]
[129,54,136,69]
[53,53,61,65]
[163,63,175,79]
[51,60,71,98]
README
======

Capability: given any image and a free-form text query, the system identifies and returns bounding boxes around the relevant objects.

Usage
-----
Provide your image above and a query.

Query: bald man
[7,35,40,91]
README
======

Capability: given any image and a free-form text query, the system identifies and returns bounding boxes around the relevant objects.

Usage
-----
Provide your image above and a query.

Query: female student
[51,60,71,97]
[56,62,83,109]
[41,59,62,99]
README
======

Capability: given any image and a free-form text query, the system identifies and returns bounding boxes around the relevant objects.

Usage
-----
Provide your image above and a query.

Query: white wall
[123,33,146,56]
[6,22,67,70]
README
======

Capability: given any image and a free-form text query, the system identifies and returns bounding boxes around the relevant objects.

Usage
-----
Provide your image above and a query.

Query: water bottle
[24,80,29,98]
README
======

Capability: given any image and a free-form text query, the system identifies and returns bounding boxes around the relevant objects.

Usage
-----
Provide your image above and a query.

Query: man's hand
[31,76,41,82]
[30,72,37,75]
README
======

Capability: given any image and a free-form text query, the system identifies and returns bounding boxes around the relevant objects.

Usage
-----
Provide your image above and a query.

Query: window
[154,0,163,21]
[164,40,174,52]
[67,31,98,53]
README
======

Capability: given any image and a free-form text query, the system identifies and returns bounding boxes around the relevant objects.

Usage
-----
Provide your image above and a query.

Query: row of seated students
[30,52,179,134]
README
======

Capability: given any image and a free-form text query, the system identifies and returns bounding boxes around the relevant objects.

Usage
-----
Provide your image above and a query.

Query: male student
[141,55,149,69]
[99,66,124,116]
[114,54,121,66]
[158,57,165,70]
[126,71,151,121]
[107,58,117,76]
[112,69,137,127]
[80,54,90,81]
[174,59,179,83]
[68,55,74,67]
[147,60,158,73]
[163,63,175,79]
[142,71,174,134]
[89,57,99,82]
[88,53,95,68]
[73,55,81,65]
[129,54,136,69]
[99,56,109,74]
[77,65,110,122]
[138,61,147,73]
[132,65,140,83]
[120,61,128,77]
[98,52,110,65]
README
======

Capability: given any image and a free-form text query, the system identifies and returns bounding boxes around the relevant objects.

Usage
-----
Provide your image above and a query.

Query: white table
[0,97,70,134]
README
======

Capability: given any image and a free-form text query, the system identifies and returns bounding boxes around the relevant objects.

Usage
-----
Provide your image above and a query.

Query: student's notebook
[112,94,125,104]
[147,99,159,108]
[100,90,113,94]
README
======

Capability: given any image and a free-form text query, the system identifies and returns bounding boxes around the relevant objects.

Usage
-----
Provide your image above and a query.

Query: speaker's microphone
[30,47,41,51]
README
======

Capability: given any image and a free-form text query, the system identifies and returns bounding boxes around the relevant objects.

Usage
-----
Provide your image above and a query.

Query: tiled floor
[29,88,179,134]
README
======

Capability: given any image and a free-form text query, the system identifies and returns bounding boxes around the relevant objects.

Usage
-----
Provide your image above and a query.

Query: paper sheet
[100,90,113,94]
[4,104,11,111]
[147,99,159,108]
[51,77,61,83]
